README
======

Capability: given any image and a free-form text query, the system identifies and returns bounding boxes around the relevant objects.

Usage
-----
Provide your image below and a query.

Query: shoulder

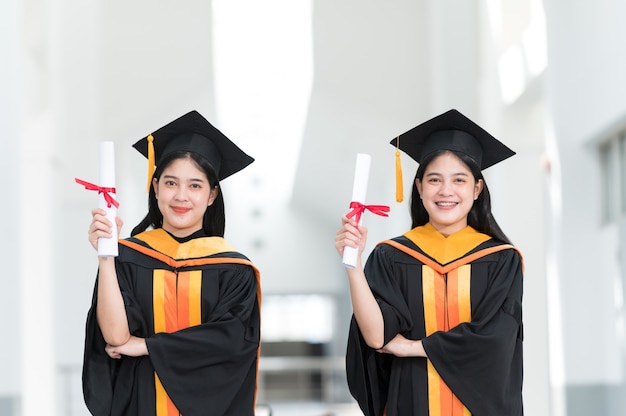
[117,235,258,272]
[375,235,522,265]
[469,240,525,276]
[473,239,523,261]
[376,235,419,249]
[368,235,425,264]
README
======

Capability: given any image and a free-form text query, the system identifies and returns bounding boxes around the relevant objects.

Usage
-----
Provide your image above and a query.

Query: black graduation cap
[133,110,254,190]
[389,109,515,202]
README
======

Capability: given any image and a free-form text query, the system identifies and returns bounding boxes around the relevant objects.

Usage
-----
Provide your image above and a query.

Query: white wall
[543,0,626,414]
[0,0,22,412]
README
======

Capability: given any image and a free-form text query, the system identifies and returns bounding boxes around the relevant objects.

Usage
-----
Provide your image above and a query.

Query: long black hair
[131,150,226,237]
[409,149,511,244]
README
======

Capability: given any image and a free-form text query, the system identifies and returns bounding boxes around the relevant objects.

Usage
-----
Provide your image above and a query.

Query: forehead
[424,151,471,173]
[161,157,207,179]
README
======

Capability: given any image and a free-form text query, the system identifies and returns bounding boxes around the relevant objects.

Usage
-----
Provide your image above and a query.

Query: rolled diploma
[98,141,118,257]
[342,153,371,269]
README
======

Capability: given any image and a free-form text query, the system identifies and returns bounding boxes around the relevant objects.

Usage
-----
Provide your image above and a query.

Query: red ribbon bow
[346,201,390,223]
[75,178,120,208]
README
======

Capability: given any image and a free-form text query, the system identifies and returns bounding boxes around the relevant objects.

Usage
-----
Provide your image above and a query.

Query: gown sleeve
[145,263,260,415]
[83,255,261,416]
[82,274,118,416]
[82,257,154,416]
[421,247,524,416]
[345,245,412,416]
[346,242,524,416]
[346,315,392,416]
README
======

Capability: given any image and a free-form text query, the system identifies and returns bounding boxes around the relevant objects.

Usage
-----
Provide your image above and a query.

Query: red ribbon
[75,178,120,208]
[346,201,390,223]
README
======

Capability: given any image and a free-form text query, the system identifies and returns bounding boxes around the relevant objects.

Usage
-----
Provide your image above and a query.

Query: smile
[172,207,191,214]
[436,202,458,207]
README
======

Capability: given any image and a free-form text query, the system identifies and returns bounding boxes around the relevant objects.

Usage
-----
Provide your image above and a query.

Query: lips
[171,206,191,214]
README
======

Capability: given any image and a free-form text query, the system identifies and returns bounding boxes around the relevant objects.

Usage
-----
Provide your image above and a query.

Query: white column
[19,0,58,411]
[0,0,22,410]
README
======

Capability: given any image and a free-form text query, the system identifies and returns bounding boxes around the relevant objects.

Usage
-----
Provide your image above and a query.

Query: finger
[92,229,114,240]
[89,220,112,238]
[346,220,364,236]
[335,227,355,241]
[343,216,361,229]
[93,214,112,227]
[342,236,359,249]
[91,214,115,231]
[91,208,108,218]
[334,230,356,247]
[336,227,359,246]
[89,223,113,238]
[105,345,121,358]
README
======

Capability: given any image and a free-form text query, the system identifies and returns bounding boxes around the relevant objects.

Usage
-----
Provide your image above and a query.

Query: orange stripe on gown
[423,265,472,416]
[153,270,203,415]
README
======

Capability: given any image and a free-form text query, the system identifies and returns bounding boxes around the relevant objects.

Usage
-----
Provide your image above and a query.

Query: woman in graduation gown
[82,111,261,416]
[335,109,524,416]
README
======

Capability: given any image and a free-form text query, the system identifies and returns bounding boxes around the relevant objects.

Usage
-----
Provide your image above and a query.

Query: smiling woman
[415,152,484,236]
[153,157,219,238]
[82,110,262,416]
[335,109,524,416]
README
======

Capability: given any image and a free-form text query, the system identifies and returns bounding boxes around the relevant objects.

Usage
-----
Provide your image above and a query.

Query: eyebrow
[424,172,470,177]
[161,174,207,183]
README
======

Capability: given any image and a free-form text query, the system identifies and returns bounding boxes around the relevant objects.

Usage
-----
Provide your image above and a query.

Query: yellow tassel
[395,136,403,203]
[147,134,155,192]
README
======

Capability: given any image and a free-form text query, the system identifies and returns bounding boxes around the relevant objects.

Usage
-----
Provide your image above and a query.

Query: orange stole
[119,231,263,414]
[153,269,203,416]
[422,265,472,416]
[380,233,520,416]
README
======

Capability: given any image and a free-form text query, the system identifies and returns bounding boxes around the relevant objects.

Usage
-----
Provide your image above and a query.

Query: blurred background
[1,0,626,415]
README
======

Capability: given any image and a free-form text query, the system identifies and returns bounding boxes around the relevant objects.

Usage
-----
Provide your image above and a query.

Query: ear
[474,179,484,200]
[152,177,159,199]
[415,178,423,198]
[208,185,219,206]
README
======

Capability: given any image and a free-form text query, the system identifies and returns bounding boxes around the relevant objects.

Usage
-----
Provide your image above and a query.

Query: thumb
[115,217,124,236]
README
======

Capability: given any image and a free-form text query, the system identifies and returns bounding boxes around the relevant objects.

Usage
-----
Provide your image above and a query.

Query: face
[416,152,483,236]
[153,157,218,238]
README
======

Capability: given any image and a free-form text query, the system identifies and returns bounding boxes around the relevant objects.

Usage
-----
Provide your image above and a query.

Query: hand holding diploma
[341,153,390,269]
[75,141,120,257]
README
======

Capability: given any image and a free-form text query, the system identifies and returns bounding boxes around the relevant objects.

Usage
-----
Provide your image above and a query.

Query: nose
[174,187,189,201]
[438,180,453,196]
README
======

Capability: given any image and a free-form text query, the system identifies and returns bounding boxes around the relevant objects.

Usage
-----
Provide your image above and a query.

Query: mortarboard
[133,110,254,190]
[389,109,515,202]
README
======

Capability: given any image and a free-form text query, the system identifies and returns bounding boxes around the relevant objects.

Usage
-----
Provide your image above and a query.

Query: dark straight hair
[409,149,511,244]
[131,150,226,237]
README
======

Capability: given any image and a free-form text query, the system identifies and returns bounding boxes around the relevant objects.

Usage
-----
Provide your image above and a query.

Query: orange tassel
[395,136,403,203]
[147,134,155,192]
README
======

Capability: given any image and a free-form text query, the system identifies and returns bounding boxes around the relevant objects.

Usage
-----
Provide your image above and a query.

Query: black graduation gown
[346,224,523,416]
[82,229,261,416]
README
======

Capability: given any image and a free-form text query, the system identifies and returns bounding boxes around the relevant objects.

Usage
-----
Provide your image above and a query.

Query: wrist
[98,255,115,265]
[415,339,427,357]
[141,338,149,356]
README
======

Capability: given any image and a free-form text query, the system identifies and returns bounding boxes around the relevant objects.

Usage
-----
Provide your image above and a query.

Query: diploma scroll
[342,153,371,269]
[98,141,118,257]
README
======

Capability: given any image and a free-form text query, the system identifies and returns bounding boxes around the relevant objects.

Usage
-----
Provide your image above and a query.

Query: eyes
[162,179,206,189]
[426,176,469,184]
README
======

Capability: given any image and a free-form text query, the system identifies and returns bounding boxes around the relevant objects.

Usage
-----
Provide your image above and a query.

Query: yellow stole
[119,229,261,416]
[380,224,512,416]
